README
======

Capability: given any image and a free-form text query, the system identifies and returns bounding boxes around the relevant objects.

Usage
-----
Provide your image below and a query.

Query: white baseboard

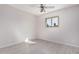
[40,39,79,48]
[0,38,36,48]
[0,41,24,48]
[1,38,79,48]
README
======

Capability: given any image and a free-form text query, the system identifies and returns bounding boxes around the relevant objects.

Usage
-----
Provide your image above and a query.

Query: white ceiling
[9,4,77,15]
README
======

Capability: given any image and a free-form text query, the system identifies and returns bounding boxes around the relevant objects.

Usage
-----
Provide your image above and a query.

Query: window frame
[45,16,59,27]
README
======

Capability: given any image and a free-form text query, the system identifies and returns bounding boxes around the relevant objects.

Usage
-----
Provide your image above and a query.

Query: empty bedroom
[0,4,79,54]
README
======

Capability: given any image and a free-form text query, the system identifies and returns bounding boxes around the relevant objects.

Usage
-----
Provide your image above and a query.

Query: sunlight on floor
[25,37,36,44]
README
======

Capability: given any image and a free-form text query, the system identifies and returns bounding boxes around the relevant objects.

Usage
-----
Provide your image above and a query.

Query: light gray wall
[0,5,79,48]
[0,5,37,48]
[37,5,79,47]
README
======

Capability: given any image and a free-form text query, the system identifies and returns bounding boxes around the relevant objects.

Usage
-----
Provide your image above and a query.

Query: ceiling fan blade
[43,8,46,12]
[40,4,45,12]
[45,6,55,8]
[40,8,43,12]
[40,9,43,12]
[40,8,46,12]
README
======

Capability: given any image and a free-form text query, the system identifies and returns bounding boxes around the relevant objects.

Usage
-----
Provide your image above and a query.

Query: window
[45,16,59,27]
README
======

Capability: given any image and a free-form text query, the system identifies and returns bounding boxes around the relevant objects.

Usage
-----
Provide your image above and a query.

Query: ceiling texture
[9,4,77,15]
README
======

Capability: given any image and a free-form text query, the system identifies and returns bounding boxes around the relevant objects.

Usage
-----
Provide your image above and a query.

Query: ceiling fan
[29,4,55,13]
[40,4,55,13]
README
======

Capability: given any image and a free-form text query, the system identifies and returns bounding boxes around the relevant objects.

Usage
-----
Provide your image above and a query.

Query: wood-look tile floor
[0,39,79,54]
